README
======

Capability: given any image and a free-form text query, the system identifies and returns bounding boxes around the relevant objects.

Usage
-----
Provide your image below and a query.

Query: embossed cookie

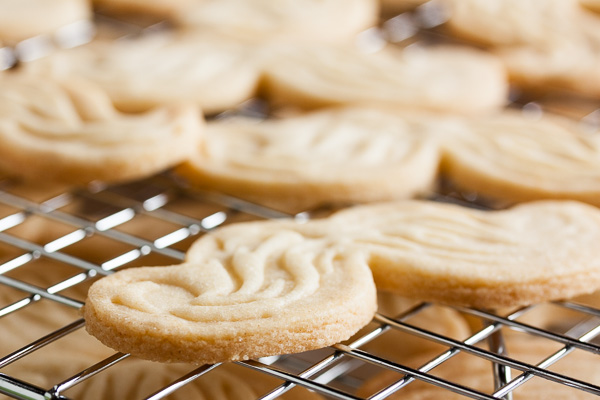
[259,44,508,115]
[0,0,91,44]
[0,73,202,184]
[173,0,379,45]
[25,32,262,114]
[439,110,600,206]
[83,219,377,364]
[176,107,441,213]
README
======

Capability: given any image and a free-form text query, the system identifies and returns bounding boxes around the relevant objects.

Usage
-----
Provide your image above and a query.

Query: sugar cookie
[176,107,441,213]
[0,0,91,44]
[173,0,378,45]
[83,219,377,364]
[439,110,600,206]
[0,73,202,184]
[259,43,508,115]
[25,32,262,114]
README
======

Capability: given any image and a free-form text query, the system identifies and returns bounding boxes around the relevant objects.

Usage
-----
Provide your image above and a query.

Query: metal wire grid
[0,174,599,400]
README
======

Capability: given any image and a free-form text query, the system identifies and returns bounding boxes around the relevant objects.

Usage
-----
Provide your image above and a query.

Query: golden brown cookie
[439,109,600,206]
[259,43,508,115]
[0,73,202,185]
[176,107,441,213]
[83,218,377,364]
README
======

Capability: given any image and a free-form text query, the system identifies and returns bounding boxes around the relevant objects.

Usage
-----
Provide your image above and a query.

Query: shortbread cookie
[439,110,600,206]
[442,0,581,47]
[176,107,441,213]
[358,333,600,399]
[83,219,377,364]
[0,0,91,44]
[173,0,378,45]
[25,32,262,114]
[259,44,508,115]
[325,200,600,308]
[0,73,202,184]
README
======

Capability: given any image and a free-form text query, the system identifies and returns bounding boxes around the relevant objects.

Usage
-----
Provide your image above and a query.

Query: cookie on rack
[176,106,441,213]
[24,32,263,114]
[357,332,600,399]
[173,0,379,45]
[325,199,600,309]
[83,216,377,364]
[0,0,91,44]
[259,43,508,115]
[0,73,202,184]
[439,109,600,207]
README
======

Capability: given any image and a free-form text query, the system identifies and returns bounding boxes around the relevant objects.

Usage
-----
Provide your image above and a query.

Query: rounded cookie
[83,219,377,364]
[439,109,600,206]
[327,199,600,308]
[176,107,441,213]
[259,43,508,115]
[0,0,91,44]
[25,32,263,114]
[0,73,202,184]
[173,0,379,45]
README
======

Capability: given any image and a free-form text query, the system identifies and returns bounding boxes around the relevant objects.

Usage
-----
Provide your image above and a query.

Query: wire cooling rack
[1,173,600,400]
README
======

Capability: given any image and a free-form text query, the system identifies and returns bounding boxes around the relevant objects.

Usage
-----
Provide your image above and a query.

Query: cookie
[0,73,202,184]
[0,0,91,44]
[83,218,377,364]
[176,107,441,213]
[326,199,600,308]
[25,32,263,114]
[439,109,600,206]
[173,0,379,45]
[259,43,508,115]
[357,333,600,399]
[442,0,581,47]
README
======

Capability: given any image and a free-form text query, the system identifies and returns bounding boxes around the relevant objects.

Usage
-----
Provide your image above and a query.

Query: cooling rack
[1,173,600,400]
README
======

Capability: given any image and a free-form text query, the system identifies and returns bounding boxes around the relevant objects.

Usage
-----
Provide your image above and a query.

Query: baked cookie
[83,218,377,364]
[357,333,600,399]
[176,107,441,213]
[0,0,91,44]
[173,0,378,45]
[259,43,508,115]
[25,32,263,114]
[0,73,202,184]
[439,109,600,206]
[325,199,600,308]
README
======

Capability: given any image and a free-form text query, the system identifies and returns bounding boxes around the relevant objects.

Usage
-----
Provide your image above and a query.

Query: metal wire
[0,174,599,400]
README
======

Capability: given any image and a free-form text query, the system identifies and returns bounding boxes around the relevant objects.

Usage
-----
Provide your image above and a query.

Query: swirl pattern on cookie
[173,0,378,45]
[0,73,202,184]
[84,220,377,364]
[260,44,508,115]
[177,107,441,212]
[440,110,600,206]
[25,32,262,114]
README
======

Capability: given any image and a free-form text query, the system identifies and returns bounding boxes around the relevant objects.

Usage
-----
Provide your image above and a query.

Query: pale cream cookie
[357,333,600,399]
[0,0,91,44]
[323,200,600,309]
[0,73,202,184]
[176,107,441,213]
[439,109,600,206]
[24,32,263,114]
[173,0,379,45]
[259,43,508,115]
[83,217,377,364]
